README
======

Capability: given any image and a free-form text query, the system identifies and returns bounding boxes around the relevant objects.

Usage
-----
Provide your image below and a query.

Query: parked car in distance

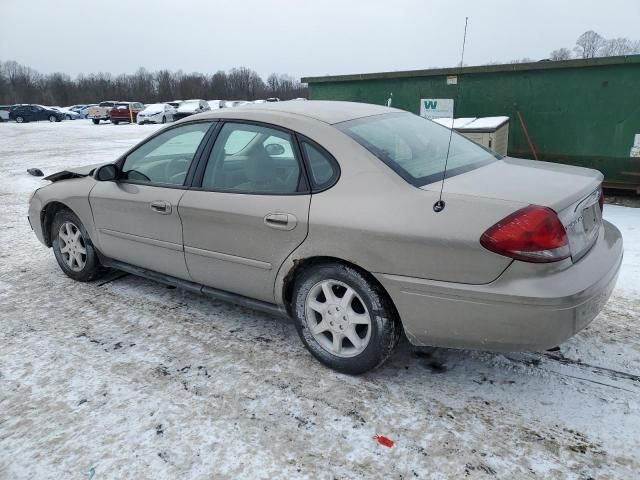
[9,104,65,123]
[207,100,224,110]
[0,105,10,122]
[166,100,183,109]
[72,104,97,119]
[266,97,280,102]
[137,103,176,124]
[87,101,118,124]
[28,101,622,374]
[174,99,210,120]
[50,107,81,120]
[109,102,144,124]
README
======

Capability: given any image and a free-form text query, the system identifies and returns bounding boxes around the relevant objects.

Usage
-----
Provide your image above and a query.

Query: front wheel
[51,209,106,282]
[112,120,119,125]
[15,116,25,123]
[49,115,57,122]
[92,119,100,125]
[292,263,401,374]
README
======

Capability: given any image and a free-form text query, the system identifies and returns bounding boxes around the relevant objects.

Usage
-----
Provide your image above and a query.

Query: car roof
[197,100,402,125]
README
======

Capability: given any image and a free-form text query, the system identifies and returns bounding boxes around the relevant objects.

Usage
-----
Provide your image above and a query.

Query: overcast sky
[1,0,638,80]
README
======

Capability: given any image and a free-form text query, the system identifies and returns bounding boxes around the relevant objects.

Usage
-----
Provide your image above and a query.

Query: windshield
[145,104,165,112]
[338,112,501,187]
[179,101,199,110]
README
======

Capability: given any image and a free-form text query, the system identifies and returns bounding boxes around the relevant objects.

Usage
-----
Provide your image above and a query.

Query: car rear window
[337,112,500,187]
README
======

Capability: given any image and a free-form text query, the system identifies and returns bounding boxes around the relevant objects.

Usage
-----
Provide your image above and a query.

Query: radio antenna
[434,16,469,213]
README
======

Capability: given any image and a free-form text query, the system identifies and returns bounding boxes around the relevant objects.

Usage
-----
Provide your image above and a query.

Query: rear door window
[201,122,303,194]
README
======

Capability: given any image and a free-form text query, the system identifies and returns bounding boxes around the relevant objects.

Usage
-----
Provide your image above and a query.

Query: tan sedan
[28,101,623,373]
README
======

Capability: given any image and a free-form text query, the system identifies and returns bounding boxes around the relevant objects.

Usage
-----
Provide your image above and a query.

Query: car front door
[89,121,215,279]
[178,121,311,303]
[28,106,41,121]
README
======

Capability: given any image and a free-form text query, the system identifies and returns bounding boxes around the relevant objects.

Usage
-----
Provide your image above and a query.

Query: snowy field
[1,121,639,479]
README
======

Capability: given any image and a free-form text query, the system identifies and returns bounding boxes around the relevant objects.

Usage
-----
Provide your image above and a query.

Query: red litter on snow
[374,434,395,448]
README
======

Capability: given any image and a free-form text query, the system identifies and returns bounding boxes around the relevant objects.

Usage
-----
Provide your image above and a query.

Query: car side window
[301,141,338,189]
[121,122,212,186]
[201,123,302,194]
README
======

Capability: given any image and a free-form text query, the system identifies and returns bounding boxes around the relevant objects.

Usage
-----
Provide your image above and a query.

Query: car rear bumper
[375,220,623,352]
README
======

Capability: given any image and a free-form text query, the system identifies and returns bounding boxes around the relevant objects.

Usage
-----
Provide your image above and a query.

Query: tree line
[0,61,308,106]
[484,30,639,65]
[549,30,639,61]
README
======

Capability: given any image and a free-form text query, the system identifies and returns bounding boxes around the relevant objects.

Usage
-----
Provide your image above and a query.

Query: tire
[112,120,119,125]
[49,115,57,122]
[15,116,24,123]
[51,209,106,282]
[92,119,100,125]
[291,263,401,374]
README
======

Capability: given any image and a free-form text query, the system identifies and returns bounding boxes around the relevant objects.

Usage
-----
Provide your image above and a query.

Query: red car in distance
[109,102,144,124]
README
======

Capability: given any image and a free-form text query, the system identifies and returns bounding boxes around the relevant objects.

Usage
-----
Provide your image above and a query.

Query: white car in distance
[50,107,81,120]
[174,99,210,120]
[136,103,177,124]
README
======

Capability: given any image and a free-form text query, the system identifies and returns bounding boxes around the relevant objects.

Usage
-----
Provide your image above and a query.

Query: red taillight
[598,186,604,212]
[480,205,570,263]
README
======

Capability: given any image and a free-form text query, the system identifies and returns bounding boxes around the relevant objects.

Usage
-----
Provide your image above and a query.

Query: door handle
[150,200,171,214]
[264,213,297,231]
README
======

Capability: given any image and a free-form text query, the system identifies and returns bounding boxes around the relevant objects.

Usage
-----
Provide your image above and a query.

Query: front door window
[121,122,213,186]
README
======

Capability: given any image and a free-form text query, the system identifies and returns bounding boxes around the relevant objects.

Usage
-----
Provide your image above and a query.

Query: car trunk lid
[421,157,604,261]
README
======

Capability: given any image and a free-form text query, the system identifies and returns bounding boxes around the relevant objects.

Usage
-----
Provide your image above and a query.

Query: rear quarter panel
[270,122,522,304]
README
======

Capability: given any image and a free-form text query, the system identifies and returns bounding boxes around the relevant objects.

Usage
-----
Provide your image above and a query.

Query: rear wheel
[292,263,401,374]
[48,115,57,122]
[51,209,106,282]
[15,116,25,123]
[92,119,100,125]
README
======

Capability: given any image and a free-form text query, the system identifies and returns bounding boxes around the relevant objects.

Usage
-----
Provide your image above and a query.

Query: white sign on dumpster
[419,98,454,119]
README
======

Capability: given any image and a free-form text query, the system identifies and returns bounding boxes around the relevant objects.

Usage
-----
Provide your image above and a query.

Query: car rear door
[89,121,215,279]
[178,121,311,303]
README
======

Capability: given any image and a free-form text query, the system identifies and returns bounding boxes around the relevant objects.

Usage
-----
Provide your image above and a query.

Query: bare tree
[209,70,229,99]
[600,37,640,56]
[266,73,280,96]
[574,30,605,58]
[549,48,572,61]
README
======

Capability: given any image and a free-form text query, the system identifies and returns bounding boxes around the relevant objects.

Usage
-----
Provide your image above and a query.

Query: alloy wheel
[305,279,372,358]
[58,222,87,272]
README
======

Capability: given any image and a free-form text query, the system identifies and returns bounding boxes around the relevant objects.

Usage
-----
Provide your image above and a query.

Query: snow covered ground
[1,121,639,479]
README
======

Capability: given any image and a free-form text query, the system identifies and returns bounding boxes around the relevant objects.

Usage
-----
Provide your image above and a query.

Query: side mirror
[95,163,119,181]
[265,143,285,156]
